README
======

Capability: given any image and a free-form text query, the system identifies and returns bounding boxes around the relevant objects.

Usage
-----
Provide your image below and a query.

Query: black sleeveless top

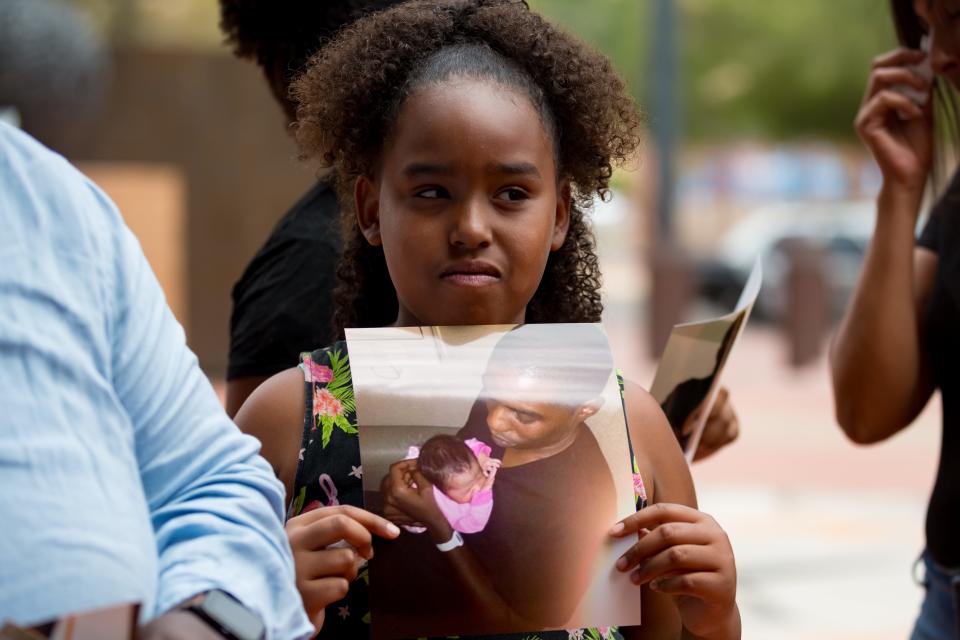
[291,342,646,640]
[918,172,960,569]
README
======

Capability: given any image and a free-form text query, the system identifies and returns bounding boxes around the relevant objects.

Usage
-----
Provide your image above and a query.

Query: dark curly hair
[217,0,403,121]
[292,0,643,336]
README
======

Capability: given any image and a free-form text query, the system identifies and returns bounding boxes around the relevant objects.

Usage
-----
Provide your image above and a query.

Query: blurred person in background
[832,1,960,637]
[218,0,403,417]
[0,0,107,151]
[0,120,312,639]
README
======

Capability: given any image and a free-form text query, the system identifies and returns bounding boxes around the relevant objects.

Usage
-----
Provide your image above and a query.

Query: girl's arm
[234,368,400,630]
[830,47,938,444]
[618,381,740,640]
[234,367,305,497]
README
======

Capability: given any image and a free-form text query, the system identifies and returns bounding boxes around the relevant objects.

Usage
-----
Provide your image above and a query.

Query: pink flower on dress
[632,472,647,500]
[599,627,612,639]
[301,500,322,514]
[304,357,333,383]
[314,387,343,417]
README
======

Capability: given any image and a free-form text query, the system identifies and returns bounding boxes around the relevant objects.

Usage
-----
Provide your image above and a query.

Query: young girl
[236,1,740,638]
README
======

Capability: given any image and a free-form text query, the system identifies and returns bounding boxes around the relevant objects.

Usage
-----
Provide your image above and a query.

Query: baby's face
[442,460,486,504]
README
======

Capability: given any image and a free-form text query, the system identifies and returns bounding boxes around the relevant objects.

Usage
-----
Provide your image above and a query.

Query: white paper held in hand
[893,34,933,118]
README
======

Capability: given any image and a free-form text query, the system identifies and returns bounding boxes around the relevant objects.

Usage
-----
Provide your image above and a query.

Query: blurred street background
[7,0,941,637]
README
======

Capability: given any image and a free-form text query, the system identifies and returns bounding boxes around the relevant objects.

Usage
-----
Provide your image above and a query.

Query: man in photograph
[370,324,619,638]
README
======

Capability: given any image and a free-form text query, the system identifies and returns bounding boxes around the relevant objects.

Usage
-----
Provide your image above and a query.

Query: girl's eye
[415,187,449,199]
[495,187,529,202]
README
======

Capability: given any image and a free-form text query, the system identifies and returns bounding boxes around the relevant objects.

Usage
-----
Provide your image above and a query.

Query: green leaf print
[586,629,603,640]
[291,486,306,517]
[318,416,333,448]
[311,348,358,448]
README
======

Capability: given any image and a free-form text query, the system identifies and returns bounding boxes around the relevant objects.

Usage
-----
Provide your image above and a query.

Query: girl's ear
[551,181,572,251]
[355,174,382,246]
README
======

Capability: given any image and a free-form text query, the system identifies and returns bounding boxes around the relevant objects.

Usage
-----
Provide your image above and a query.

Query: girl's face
[915,0,960,88]
[355,78,570,327]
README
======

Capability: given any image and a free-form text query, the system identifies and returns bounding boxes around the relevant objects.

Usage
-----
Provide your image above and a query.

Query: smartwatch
[185,590,266,640]
[436,530,464,552]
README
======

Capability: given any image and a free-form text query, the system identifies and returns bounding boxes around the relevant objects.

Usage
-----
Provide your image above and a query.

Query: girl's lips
[439,261,501,286]
[441,273,500,286]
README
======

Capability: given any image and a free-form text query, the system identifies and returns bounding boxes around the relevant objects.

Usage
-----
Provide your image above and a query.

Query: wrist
[425,518,455,544]
[877,183,924,221]
[690,604,741,640]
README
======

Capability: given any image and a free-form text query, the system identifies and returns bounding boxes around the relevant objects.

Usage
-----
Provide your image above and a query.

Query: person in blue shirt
[0,121,313,639]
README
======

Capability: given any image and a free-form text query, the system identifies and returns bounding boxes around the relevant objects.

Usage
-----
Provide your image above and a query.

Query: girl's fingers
[293,511,393,557]
[615,522,714,572]
[610,502,702,537]
[649,571,732,601]
[871,47,927,70]
[290,504,401,539]
[299,576,351,613]
[627,543,720,585]
[299,545,364,582]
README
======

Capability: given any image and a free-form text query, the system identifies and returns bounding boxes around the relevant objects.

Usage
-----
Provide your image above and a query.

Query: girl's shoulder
[234,342,350,499]
[621,378,697,509]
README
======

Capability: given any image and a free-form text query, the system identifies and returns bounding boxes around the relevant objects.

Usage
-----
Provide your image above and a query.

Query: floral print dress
[291,343,648,640]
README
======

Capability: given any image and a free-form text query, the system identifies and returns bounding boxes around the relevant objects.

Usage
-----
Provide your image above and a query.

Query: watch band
[436,530,464,552]
[185,590,265,640]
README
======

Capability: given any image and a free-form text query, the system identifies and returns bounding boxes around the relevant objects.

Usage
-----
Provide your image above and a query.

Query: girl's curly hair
[291,0,643,337]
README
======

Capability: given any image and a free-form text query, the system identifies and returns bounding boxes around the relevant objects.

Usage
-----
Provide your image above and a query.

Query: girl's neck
[392,304,528,328]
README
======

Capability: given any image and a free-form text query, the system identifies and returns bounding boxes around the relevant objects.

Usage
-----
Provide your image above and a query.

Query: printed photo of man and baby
[348,323,642,639]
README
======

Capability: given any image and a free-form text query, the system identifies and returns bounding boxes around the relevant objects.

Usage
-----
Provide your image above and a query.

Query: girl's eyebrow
[487,161,541,178]
[403,162,453,177]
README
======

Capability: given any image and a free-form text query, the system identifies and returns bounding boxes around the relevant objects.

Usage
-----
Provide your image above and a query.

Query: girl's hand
[380,459,449,538]
[855,47,933,194]
[611,503,739,640]
[286,504,400,631]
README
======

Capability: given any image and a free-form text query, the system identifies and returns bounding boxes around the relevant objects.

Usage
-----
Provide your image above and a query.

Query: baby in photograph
[404,435,502,534]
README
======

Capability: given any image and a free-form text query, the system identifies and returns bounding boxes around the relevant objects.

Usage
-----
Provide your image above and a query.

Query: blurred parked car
[694,200,880,321]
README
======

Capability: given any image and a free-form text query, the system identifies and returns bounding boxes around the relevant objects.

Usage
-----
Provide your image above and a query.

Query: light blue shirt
[0,123,313,639]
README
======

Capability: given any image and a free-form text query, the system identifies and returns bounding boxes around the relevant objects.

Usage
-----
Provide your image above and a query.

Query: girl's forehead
[384,78,556,166]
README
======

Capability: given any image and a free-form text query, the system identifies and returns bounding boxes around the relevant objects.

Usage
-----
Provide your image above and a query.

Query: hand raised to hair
[855,47,933,193]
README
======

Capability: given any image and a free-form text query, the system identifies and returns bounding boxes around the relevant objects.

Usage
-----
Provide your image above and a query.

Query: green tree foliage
[532,0,897,141]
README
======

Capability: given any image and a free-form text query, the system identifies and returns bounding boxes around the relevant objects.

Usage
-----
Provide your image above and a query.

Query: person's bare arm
[234,367,305,498]
[226,376,270,418]
[620,381,740,640]
[830,47,939,444]
[831,239,937,443]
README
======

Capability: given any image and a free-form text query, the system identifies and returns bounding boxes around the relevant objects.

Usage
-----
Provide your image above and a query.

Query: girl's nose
[449,198,493,249]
